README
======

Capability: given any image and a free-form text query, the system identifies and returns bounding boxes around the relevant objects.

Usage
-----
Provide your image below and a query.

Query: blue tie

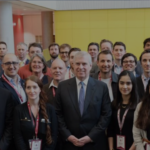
[79,82,85,116]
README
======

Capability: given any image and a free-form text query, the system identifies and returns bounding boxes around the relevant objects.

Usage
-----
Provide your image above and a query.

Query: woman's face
[25,80,41,100]
[119,74,133,96]
[31,56,44,73]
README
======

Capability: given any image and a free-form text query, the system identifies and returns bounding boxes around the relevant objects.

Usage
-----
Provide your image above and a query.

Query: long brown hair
[136,80,150,130]
[25,75,52,144]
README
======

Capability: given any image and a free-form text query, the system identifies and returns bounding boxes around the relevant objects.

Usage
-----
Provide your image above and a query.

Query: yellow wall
[55,8,150,59]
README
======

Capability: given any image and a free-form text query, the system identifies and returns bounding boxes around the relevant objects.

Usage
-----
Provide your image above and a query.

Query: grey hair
[17,42,28,50]
[73,51,92,65]
[29,53,47,73]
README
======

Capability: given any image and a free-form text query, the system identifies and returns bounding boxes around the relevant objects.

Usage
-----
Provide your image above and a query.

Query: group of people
[0,38,150,150]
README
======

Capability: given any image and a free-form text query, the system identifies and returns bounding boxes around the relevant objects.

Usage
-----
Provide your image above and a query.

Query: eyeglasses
[60,52,69,55]
[123,60,135,64]
[3,61,19,66]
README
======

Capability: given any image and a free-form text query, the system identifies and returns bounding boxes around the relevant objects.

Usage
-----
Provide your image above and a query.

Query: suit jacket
[135,61,143,76]
[47,59,53,68]
[92,71,118,101]
[56,77,112,150]
[90,62,99,77]
[136,75,145,100]
[13,102,58,150]
[0,88,13,150]
[0,75,25,106]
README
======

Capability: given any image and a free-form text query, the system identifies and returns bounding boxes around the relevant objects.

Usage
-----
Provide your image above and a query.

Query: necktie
[79,82,85,116]
[19,61,24,67]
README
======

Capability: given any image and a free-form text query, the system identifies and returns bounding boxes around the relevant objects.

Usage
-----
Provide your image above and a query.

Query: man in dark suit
[17,42,30,67]
[47,43,59,68]
[0,53,26,106]
[137,50,150,100]
[44,58,66,106]
[56,51,112,150]
[0,87,13,150]
[92,50,118,102]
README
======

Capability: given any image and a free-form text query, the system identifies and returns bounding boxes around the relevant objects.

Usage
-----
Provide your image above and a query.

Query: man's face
[69,51,79,69]
[59,47,70,62]
[97,54,113,74]
[29,46,42,58]
[141,53,150,73]
[144,42,150,51]
[101,42,112,52]
[122,56,136,72]
[88,45,99,59]
[113,45,126,60]
[51,61,66,82]
[2,55,19,78]
[0,44,7,58]
[74,55,92,81]
[17,45,27,60]
[49,45,59,59]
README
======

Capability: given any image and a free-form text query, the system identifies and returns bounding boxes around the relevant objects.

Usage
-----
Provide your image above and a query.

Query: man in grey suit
[56,51,111,150]
[47,43,59,68]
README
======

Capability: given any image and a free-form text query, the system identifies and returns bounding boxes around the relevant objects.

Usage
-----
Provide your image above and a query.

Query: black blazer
[136,75,145,100]
[56,77,112,150]
[0,74,25,106]
[0,87,13,150]
[47,59,53,68]
[92,71,118,101]
[13,102,58,150]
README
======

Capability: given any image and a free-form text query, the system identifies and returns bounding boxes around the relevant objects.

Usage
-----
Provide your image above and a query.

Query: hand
[78,136,92,145]
[67,135,83,147]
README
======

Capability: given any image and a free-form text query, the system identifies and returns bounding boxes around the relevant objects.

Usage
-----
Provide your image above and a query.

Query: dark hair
[136,80,150,130]
[0,41,7,47]
[29,53,47,73]
[143,38,150,48]
[113,41,126,50]
[87,42,99,51]
[139,49,150,62]
[100,39,113,50]
[121,53,137,65]
[48,43,59,50]
[68,48,81,56]
[28,43,43,52]
[97,50,114,61]
[25,76,52,144]
[59,44,71,52]
[112,70,138,110]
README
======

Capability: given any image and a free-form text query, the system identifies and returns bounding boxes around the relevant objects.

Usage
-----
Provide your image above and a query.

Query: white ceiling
[11,1,53,15]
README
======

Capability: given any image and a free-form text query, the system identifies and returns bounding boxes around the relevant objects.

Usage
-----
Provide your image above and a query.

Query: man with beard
[92,50,118,102]
[0,41,8,76]
[65,48,81,80]
[47,43,59,68]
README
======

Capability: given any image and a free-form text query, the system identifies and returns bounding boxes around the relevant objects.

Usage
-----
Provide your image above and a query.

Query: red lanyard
[2,74,24,103]
[98,72,112,82]
[117,108,129,135]
[52,87,56,97]
[27,102,39,139]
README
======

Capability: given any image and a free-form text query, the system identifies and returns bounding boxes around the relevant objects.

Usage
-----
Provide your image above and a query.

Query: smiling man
[56,51,111,150]
[92,50,118,102]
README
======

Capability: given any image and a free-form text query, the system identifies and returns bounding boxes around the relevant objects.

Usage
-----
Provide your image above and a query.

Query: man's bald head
[2,53,19,78]
[51,58,67,82]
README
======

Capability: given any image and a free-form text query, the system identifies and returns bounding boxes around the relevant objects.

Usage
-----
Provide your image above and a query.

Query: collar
[114,62,122,68]
[18,57,27,64]
[142,74,150,81]
[76,76,89,86]
[4,73,21,83]
[49,80,58,89]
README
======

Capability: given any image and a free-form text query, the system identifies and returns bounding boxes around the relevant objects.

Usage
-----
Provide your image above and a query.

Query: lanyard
[27,102,39,139]
[98,72,112,82]
[117,108,129,135]
[52,87,56,97]
[2,74,24,103]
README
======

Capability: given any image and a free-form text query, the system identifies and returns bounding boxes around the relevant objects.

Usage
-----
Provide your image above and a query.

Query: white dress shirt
[49,80,58,89]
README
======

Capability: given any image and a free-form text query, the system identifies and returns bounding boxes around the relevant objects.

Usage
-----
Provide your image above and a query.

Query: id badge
[116,135,126,150]
[30,139,42,150]
[146,144,150,150]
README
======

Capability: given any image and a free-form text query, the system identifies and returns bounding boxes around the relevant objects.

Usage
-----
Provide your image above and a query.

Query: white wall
[23,14,42,46]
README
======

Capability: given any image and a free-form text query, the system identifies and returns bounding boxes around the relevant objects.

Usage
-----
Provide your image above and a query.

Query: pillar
[0,1,14,53]
[41,11,53,49]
